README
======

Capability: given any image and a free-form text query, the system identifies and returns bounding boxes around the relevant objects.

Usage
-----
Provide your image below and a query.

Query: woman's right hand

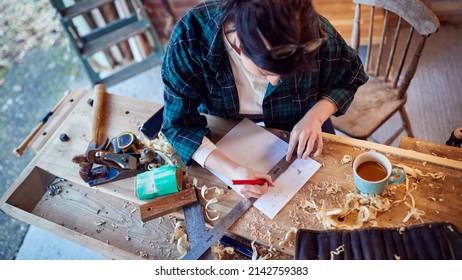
[203,149,274,198]
[231,166,274,198]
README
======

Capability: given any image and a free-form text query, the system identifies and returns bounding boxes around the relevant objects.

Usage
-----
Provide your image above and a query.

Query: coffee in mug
[352,151,406,195]
[356,161,388,181]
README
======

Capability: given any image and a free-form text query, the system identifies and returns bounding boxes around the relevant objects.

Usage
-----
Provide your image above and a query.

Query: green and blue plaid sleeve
[318,16,368,116]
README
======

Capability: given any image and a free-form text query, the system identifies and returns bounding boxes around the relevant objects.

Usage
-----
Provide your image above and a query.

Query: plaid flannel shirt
[161,0,368,165]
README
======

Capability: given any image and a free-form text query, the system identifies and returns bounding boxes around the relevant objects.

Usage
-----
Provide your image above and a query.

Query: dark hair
[220,0,321,74]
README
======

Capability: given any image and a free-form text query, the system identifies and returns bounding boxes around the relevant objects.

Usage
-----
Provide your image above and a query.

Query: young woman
[160,0,368,198]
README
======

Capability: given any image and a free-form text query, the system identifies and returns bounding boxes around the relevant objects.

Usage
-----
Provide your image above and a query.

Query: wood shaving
[340,154,352,164]
[176,233,190,257]
[174,220,186,238]
[278,227,297,247]
[205,197,221,221]
[93,221,106,226]
[192,177,198,188]
[330,245,345,260]
[148,132,174,156]
[402,177,426,223]
[396,163,445,180]
[212,245,235,260]
[394,254,401,260]
[201,185,224,201]
[251,240,259,260]
[300,199,317,210]
[313,192,392,230]
[259,252,273,260]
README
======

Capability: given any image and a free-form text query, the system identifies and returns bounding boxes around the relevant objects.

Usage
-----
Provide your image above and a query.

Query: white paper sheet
[208,118,321,219]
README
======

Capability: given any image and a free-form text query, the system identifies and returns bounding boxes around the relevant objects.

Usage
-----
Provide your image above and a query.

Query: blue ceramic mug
[353,151,406,195]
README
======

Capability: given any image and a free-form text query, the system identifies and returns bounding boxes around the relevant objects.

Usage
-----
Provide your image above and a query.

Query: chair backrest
[49,0,164,86]
[351,0,439,99]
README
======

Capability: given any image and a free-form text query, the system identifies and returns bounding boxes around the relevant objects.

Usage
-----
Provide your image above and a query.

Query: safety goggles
[257,27,327,59]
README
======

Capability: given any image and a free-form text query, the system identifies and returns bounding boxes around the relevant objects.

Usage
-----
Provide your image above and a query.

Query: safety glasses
[257,27,327,59]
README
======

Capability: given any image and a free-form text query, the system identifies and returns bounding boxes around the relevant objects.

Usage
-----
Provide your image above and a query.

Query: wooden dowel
[365,6,375,72]
[13,91,70,157]
[384,17,402,82]
[374,10,388,77]
[351,3,361,50]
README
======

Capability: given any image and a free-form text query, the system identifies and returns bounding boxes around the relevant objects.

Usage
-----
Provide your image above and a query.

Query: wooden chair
[50,0,164,87]
[331,0,440,145]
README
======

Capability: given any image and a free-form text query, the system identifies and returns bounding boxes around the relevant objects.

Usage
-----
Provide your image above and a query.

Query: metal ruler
[181,155,293,260]
[183,202,213,260]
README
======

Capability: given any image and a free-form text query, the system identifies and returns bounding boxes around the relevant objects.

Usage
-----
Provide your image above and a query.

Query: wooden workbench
[1,88,461,259]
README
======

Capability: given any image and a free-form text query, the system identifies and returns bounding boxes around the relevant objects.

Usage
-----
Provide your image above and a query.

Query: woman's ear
[234,34,242,54]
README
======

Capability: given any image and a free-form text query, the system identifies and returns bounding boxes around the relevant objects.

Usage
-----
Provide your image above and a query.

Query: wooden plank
[399,136,462,162]
[324,133,462,170]
[139,187,198,223]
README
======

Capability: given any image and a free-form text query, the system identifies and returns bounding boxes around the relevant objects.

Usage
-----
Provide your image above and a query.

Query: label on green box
[135,165,180,200]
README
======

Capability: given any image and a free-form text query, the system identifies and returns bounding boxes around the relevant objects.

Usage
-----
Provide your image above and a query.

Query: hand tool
[86,166,143,187]
[13,90,70,156]
[71,84,108,182]
[219,235,254,259]
[111,131,139,153]
[181,155,294,260]
[86,83,106,155]
[183,202,214,260]
[86,149,139,170]
[139,187,199,222]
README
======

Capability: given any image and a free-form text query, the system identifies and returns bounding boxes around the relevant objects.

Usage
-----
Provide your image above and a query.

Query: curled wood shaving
[177,234,190,257]
[401,177,426,223]
[148,132,174,156]
[193,177,198,188]
[205,197,221,221]
[330,245,345,260]
[396,164,424,178]
[313,192,391,230]
[174,220,186,238]
[201,185,224,201]
[395,164,445,181]
[251,240,258,260]
[278,227,297,247]
[259,252,273,260]
[212,245,235,260]
[394,254,401,260]
[300,199,317,210]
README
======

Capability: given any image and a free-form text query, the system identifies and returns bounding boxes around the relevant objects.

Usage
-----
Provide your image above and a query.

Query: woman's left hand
[286,113,324,161]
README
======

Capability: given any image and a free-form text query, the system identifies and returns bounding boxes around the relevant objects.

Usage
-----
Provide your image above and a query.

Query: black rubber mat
[295,222,462,260]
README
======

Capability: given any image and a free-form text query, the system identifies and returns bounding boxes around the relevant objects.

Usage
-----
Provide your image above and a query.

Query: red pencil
[232,179,267,185]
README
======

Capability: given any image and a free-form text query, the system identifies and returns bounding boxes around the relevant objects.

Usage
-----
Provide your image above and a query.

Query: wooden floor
[314,0,462,146]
